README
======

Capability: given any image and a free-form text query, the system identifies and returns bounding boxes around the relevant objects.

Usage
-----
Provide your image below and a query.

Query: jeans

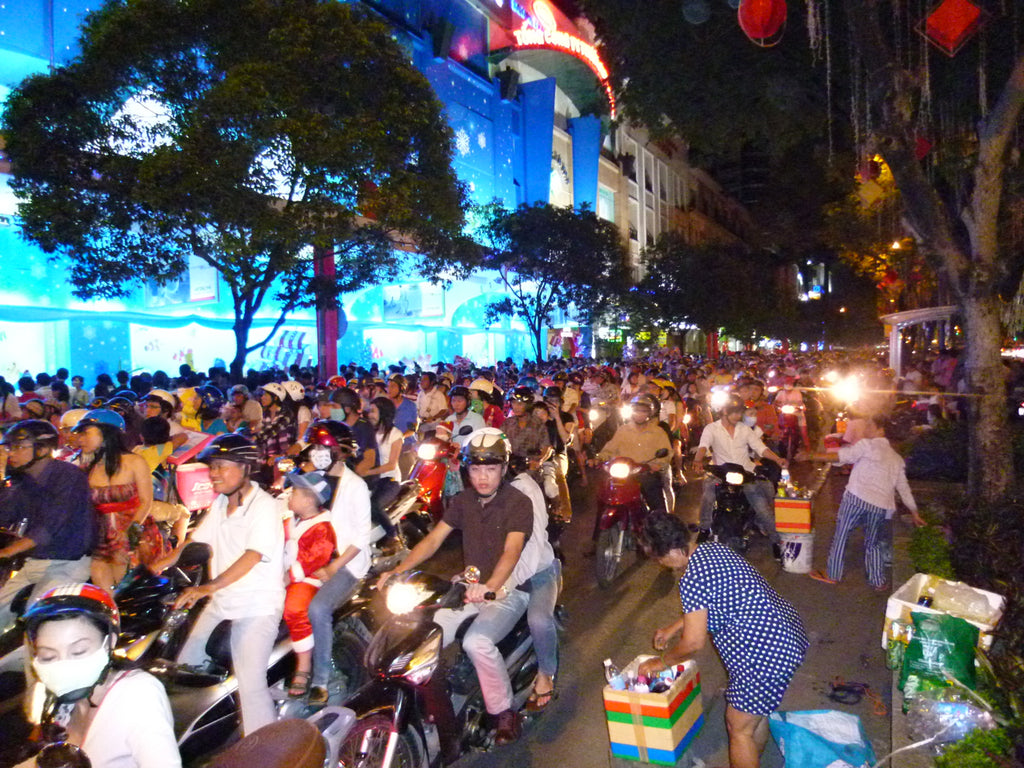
[0,555,91,633]
[307,566,361,687]
[700,477,779,545]
[433,588,530,714]
[528,561,562,679]
[177,606,282,736]
[370,478,400,537]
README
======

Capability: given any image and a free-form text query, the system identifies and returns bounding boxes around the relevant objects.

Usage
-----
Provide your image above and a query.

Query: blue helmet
[71,408,126,433]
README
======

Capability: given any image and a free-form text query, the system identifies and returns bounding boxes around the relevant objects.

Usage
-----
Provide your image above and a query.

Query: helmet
[20,398,47,419]
[303,420,356,453]
[631,393,660,418]
[542,386,563,403]
[387,375,406,393]
[111,389,138,403]
[2,419,60,451]
[87,397,107,409]
[329,387,361,412]
[469,377,493,395]
[281,380,306,402]
[567,372,584,386]
[196,433,259,465]
[649,378,673,391]
[448,386,471,402]
[142,389,176,412]
[104,397,135,420]
[552,372,568,383]
[724,394,746,413]
[23,582,120,642]
[59,409,89,430]
[196,384,225,414]
[328,375,348,389]
[72,409,126,433]
[228,384,251,398]
[509,386,534,404]
[260,382,287,404]
[516,376,539,392]
[460,428,511,467]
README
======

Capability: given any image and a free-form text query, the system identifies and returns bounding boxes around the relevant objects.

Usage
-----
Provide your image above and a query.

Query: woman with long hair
[72,410,165,592]
[363,396,404,534]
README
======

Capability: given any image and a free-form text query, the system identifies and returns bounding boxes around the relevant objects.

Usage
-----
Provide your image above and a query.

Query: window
[598,186,616,223]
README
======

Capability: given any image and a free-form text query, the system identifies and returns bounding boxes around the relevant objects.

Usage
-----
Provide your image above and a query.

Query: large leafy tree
[581,0,1024,504]
[2,0,468,378]
[474,202,630,362]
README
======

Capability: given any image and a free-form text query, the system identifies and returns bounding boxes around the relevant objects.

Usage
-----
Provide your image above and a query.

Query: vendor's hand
[652,626,675,651]
[638,657,667,678]
[690,462,704,476]
[779,457,789,469]
[647,462,661,472]
[909,511,927,528]
[465,583,491,603]
[174,584,215,610]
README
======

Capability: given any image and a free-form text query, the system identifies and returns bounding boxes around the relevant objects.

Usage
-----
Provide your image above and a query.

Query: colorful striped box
[603,658,703,765]
[774,497,812,533]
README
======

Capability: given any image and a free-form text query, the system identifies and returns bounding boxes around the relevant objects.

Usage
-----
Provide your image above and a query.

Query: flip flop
[288,671,311,698]
[809,570,839,585]
[525,684,558,712]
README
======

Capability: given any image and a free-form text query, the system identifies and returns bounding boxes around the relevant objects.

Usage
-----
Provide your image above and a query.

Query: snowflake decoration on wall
[455,127,471,157]
[477,132,487,149]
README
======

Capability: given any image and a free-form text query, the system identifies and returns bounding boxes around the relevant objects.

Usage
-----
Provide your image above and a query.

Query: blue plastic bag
[769,710,877,768]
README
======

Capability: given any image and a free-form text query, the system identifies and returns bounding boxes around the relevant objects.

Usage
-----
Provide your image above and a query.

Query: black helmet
[448,385,471,402]
[630,393,660,419]
[303,420,356,453]
[509,386,534,404]
[542,386,563,403]
[197,384,226,414]
[104,397,135,420]
[460,428,511,467]
[228,384,251,398]
[329,387,361,412]
[2,419,60,452]
[196,433,259,465]
[516,376,539,392]
[111,389,138,403]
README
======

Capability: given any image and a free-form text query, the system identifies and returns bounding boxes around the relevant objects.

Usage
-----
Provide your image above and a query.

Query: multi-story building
[0,0,753,377]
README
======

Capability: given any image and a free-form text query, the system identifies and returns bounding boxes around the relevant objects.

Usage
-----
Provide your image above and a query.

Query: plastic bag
[905,688,997,745]
[900,612,978,704]
[769,710,876,768]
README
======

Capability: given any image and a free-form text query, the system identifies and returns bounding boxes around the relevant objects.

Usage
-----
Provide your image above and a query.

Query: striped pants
[825,491,890,587]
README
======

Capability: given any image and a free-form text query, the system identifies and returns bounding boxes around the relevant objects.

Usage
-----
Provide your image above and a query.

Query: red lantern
[922,0,984,57]
[738,0,787,47]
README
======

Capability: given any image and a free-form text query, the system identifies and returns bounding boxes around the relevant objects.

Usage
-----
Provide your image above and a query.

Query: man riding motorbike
[376,430,536,745]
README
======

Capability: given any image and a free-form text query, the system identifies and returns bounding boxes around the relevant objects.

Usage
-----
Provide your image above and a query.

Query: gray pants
[0,555,92,633]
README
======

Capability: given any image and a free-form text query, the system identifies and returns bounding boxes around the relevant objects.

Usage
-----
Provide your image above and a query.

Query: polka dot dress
[679,542,809,715]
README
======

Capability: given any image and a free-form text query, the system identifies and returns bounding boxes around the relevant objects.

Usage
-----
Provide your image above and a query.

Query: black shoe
[494,709,521,745]
[772,543,783,562]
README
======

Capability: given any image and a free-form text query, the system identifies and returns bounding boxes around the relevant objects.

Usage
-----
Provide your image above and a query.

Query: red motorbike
[594,449,668,588]
[777,404,806,463]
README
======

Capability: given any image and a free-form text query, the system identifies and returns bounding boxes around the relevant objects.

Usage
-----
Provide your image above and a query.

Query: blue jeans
[528,560,562,679]
[308,567,361,687]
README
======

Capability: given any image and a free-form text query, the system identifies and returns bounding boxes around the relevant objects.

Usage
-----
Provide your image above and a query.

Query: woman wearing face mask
[21,583,180,768]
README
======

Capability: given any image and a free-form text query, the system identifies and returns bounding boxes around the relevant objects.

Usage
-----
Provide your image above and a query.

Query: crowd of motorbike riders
[0,347,981,767]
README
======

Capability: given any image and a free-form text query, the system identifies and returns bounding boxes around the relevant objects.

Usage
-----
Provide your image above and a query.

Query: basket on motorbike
[603,657,703,766]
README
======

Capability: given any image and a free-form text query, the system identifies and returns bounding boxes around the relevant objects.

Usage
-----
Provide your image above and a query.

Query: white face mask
[308,446,333,471]
[743,415,758,427]
[33,646,110,700]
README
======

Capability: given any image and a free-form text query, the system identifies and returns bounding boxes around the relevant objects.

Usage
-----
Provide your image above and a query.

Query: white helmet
[59,409,89,430]
[281,380,305,402]
[260,382,288,403]
[469,378,494,395]
[142,389,176,411]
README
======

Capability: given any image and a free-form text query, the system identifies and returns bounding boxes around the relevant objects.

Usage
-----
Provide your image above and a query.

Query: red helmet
[23,582,120,641]
[304,420,356,453]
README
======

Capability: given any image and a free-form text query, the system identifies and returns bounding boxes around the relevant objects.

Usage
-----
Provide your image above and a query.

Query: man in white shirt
[804,415,925,589]
[172,434,285,736]
[448,386,485,446]
[416,372,450,436]
[693,394,788,553]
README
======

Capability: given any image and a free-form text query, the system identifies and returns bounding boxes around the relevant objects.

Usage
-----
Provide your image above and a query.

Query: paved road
[442,462,898,768]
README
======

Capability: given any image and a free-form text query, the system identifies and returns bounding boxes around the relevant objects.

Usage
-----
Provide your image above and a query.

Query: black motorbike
[339,569,540,768]
[706,463,776,553]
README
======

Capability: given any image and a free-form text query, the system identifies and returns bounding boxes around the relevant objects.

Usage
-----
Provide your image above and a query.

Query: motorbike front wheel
[595,520,630,589]
[339,714,422,768]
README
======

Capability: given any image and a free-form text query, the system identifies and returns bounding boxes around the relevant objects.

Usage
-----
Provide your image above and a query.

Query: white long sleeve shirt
[698,420,769,472]
[837,437,917,515]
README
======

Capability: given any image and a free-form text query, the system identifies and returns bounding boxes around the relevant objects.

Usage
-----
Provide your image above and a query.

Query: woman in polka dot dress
[638,513,808,768]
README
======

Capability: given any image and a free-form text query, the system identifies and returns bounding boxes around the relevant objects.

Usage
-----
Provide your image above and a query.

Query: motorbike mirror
[654,448,670,458]
[458,425,474,436]
[37,744,92,768]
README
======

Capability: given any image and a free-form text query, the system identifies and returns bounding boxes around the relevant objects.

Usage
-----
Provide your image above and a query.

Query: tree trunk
[230,319,251,381]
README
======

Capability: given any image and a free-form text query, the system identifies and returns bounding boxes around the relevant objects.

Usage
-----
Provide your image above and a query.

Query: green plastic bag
[899,611,978,700]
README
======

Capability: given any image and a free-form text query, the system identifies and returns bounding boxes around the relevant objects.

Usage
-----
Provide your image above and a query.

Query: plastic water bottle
[603,658,621,684]
[778,468,790,497]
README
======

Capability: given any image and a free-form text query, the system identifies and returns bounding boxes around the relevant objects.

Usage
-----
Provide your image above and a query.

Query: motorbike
[207,707,356,768]
[593,449,669,588]
[777,404,805,463]
[339,569,540,768]
[705,463,774,553]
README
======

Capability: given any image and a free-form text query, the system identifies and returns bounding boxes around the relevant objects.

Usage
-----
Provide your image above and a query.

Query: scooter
[706,463,774,553]
[593,449,669,588]
[339,569,539,768]
[777,404,805,463]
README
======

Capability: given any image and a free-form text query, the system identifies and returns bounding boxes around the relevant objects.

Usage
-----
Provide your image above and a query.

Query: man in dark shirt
[0,420,94,630]
[377,429,534,745]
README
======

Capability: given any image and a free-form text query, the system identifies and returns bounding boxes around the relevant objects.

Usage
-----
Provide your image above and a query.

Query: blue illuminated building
[0,1,753,379]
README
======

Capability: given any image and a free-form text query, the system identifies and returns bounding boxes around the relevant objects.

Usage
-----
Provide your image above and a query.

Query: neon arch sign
[510,0,617,118]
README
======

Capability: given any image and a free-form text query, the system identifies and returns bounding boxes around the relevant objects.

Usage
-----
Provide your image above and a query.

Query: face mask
[33,646,110,702]
[469,399,485,414]
[329,408,346,422]
[309,446,333,470]
[743,415,758,427]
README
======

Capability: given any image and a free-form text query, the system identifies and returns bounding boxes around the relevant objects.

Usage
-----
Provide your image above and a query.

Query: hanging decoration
[737,0,787,46]
[920,0,986,56]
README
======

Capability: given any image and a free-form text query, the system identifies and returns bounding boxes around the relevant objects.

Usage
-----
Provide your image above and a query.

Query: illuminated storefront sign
[510,1,616,117]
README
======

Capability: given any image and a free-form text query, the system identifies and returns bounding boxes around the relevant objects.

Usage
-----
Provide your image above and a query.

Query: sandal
[809,570,839,585]
[308,685,329,706]
[525,683,558,712]
[288,671,311,698]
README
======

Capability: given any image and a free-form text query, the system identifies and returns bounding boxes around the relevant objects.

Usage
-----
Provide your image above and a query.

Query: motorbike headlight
[780,405,797,415]
[682,413,692,425]
[832,375,862,405]
[767,386,779,393]
[709,390,729,409]
[589,409,600,422]
[619,404,633,419]
[609,461,631,479]
[417,443,438,461]
[401,631,442,685]
[1019,403,1024,417]
[725,471,744,485]
[386,583,429,615]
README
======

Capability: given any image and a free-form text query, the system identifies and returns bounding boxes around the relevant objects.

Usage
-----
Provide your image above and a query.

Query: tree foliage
[473,201,629,362]
[1,0,468,377]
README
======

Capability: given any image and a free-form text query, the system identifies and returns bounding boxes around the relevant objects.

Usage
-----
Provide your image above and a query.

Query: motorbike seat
[205,619,290,669]
[206,718,325,768]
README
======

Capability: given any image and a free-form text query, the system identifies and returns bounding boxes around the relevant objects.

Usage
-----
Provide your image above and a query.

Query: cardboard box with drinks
[603,656,703,765]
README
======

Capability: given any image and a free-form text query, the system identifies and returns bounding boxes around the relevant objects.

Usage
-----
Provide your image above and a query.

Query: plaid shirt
[503,414,551,458]
[256,414,295,461]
